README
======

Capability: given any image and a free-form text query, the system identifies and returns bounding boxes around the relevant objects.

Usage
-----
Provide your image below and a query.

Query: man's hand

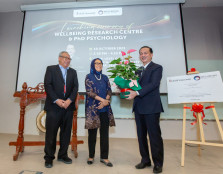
[56,99,65,108]
[126,90,137,100]
[63,99,72,109]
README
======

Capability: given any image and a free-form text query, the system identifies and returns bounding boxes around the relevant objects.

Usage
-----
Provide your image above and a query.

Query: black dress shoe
[153,165,162,173]
[135,162,151,169]
[58,156,72,164]
[100,159,113,167]
[45,161,53,168]
[87,158,94,165]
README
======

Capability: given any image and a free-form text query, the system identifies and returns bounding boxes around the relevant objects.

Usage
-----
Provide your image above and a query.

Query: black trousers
[135,108,164,167]
[44,109,73,161]
[88,112,109,159]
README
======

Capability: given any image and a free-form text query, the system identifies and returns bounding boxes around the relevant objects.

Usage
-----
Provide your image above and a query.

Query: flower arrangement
[107,49,138,80]
[107,49,142,98]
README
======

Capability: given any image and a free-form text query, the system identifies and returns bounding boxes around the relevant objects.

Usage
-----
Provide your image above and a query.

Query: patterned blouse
[85,73,116,129]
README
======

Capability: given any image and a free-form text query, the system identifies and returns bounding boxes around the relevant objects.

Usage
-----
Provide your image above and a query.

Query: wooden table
[9,82,84,161]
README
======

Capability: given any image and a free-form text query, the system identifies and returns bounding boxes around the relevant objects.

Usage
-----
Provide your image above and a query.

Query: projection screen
[17,2,186,93]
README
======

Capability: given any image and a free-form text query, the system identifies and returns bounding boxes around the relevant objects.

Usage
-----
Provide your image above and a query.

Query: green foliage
[107,54,139,80]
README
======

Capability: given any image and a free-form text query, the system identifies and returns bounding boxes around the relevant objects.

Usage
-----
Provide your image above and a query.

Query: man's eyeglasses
[94,63,103,65]
[60,56,72,61]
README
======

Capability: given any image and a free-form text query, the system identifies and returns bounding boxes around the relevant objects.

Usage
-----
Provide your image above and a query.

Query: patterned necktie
[141,67,145,76]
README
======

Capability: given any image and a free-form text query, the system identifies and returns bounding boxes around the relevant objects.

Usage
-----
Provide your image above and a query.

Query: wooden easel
[181,71,223,166]
[9,82,84,161]
[181,103,223,166]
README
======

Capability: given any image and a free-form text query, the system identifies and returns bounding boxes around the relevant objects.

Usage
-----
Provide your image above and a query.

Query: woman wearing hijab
[85,58,115,167]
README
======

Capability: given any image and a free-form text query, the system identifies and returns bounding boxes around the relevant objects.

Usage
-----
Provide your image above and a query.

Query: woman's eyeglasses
[94,63,103,65]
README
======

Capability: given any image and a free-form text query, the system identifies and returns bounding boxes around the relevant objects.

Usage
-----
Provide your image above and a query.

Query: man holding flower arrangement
[126,46,164,173]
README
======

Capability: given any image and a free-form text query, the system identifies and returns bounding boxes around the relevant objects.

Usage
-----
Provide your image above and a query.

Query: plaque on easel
[167,70,223,166]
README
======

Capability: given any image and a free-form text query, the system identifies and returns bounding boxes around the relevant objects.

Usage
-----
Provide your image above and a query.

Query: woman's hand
[97,99,110,109]
[97,102,104,109]
[101,99,110,106]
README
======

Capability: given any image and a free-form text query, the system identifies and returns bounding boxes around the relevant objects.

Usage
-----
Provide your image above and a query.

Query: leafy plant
[107,49,139,80]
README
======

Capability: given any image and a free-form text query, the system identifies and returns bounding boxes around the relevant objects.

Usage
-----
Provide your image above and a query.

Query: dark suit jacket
[133,61,164,114]
[44,65,78,111]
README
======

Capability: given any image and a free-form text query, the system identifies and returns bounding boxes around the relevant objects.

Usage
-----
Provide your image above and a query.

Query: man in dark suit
[44,51,78,168]
[126,46,164,173]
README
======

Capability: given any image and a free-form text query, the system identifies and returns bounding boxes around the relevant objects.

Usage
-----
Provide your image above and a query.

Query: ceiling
[0,0,223,12]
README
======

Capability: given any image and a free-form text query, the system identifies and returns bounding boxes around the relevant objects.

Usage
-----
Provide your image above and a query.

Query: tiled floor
[1,133,223,174]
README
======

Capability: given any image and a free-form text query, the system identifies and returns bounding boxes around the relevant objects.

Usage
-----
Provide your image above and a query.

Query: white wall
[0,12,24,134]
[183,7,223,61]
[1,6,223,141]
